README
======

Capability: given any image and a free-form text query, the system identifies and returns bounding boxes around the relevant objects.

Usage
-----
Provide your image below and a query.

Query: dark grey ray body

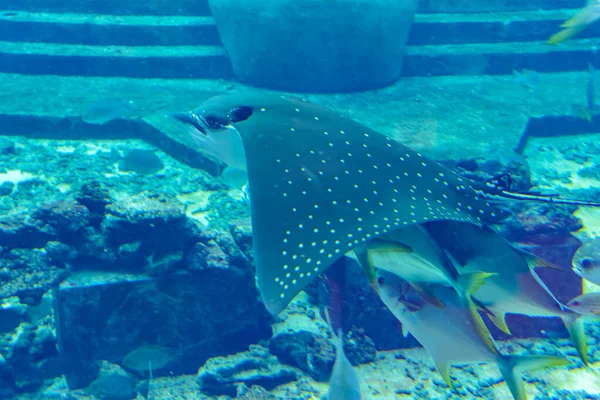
[177,93,512,315]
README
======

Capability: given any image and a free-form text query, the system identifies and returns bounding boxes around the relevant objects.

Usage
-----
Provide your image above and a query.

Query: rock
[229,220,254,266]
[197,345,297,397]
[269,331,335,381]
[0,248,67,304]
[45,241,77,265]
[102,192,202,254]
[15,178,48,194]
[0,296,28,333]
[86,361,137,400]
[0,181,14,196]
[577,165,600,180]
[186,241,229,271]
[0,138,15,155]
[144,250,183,276]
[58,270,272,387]
[0,353,15,399]
[344,328,377,365]
[236,384,278,400]
[215,230,252,269]
[498,203,582,244]
[0,213,54,249]
[32,200,91,242]
[76,181,112,215]
[117,241,143,262]
[39,377,72,399]
[5,317,60,391]
[76,226,118,265]
[208,0,419,92]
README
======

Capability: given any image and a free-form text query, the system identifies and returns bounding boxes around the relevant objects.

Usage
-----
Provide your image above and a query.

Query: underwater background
[3,0,600,399]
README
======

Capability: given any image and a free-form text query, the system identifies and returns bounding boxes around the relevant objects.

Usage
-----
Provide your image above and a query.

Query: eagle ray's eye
[229,106,253,123]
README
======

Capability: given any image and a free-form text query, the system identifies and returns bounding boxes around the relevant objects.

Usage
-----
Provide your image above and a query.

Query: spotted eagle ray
[170,93,600,315]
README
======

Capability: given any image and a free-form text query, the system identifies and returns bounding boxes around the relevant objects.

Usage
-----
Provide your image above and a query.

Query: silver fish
[567,292,600,317]
[347,224,494,353]
[348,224,489,305]
[572,237,600,285]
[377,269,569,400]
[426,220,589,365]
[170,94,600,315]
[324,309,361,400]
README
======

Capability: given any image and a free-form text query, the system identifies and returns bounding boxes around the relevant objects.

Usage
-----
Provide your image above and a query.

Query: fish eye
[377,277,385,285]
[581,258,594,269]
[571,301,581,307]
[228,106,253,122]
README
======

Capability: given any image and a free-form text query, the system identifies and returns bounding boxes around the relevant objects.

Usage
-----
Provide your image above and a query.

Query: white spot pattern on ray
[242,99,504,309]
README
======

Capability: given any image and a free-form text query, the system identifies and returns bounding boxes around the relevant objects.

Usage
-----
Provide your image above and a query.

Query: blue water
[0,0,600,399]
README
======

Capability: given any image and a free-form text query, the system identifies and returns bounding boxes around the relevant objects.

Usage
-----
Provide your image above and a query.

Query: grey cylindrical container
[208,0,419,93]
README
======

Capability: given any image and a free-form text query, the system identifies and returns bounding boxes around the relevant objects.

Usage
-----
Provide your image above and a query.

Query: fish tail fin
[497,355,570,400]
[434,360,453,388]
[456,272,500,354]
[488,311,512,335]
[562,314,589,366]
[519,251,563,271]
[353,246,380,296]
[323,307,345,354]
[456,271,495,297]
[548,24,587,44]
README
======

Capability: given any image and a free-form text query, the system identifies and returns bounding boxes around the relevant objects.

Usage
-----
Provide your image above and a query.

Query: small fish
[573,64,599,122]
[587,64,596,113]
[324,309,361,400]
[171,94,600,316]
[118,149,164,175]
[548,0,600,44]
[121,345,174,374]
[377,270,569,400]
[82,98,136,124]
[567,292,600,317]
[426,220,590,365]
[572,238,600,285]
[512,69,541,91]
[347,224,494,351]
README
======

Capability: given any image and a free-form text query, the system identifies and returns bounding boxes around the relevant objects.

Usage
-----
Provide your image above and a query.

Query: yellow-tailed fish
[348,225,499,355]
[348,224,453,306]
[548,0,600,44]
[426,220,590,365]
[347,224,492,315]
[572,237,600,285]
[377,269,569,400]
[567,292,600,317]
